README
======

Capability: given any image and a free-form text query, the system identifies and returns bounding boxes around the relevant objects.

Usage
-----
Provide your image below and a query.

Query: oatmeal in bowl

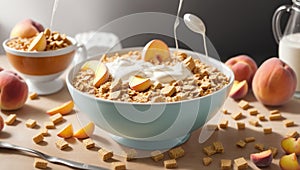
[72,39,229,103]
[66,39,234,150]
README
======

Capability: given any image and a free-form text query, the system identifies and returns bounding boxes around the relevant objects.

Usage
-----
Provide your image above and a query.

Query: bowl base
[27,79,64,95]
[110,133,190,150]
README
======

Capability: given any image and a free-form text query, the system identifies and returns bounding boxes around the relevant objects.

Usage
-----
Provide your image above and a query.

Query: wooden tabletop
[0,55,299,170]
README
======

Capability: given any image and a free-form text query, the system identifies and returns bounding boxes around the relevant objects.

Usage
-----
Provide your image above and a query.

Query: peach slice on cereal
[57,123,73,138]
[129,75,152,92]
[93,63,109,88]
[28,32,47,51]
[73,122,95,139]
[142,39,170,63]
[46,100,74,115]
[81,60,99,72]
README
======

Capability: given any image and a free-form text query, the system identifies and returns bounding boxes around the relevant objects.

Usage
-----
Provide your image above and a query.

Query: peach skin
[0,70,28,110]
[0,115,4,132]
[225,55,257,86]
[10,18,44,38]
[252,57,296,106]
[250,149,273,168]
[281,137,300,155]
[279,153,300,170]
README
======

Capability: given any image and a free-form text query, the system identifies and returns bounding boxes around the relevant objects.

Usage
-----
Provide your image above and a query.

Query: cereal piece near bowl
[168,146,185,159]
[164,159,177,169]
[151,150,164,162]
[5,114,17,125]
[34,158,48,169]
[203,157,213,166]
[25,119,37,128]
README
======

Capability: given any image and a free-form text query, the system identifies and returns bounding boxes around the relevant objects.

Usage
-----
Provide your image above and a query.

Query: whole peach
[252,57,297,106]
[0,70,28,110]
[10,18,44,38]
[0,115,3,131]
[225,55,258,85]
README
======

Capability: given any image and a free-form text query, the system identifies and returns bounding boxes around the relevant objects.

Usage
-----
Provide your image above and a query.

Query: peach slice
[28,32,47,51]
[73,122,95,139]
[250,149,273,168]
[142,39,170,63]
[229,80,248,100]
[281,137,300,155]
[129,76,152,92]
[81,60,100,72]
[279,153,300,170]
[93,63,109,88]
[46,100,74,116]
[57,123,73,139]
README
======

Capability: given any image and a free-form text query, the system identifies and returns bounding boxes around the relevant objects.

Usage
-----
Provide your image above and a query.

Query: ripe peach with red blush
[252,57,296,106]
[0,70,28,110]
[10,18,44,38]
[225,55,257,86]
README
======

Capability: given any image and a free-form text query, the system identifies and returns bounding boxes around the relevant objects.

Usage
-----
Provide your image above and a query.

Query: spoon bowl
[183,13,206,34]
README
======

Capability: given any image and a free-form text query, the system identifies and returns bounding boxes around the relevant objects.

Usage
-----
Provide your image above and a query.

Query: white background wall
[0,0,290,63]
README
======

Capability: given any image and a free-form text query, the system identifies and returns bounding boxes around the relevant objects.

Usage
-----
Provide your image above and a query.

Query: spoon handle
[0,141,107,170]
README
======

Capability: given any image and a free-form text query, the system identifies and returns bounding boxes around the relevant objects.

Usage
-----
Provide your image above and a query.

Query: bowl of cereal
[66,39,234,150]
[2,28,86,95]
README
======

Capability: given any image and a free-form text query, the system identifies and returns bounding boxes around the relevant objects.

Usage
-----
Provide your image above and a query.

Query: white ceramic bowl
[3,36,80,95]
[66,48,234,150]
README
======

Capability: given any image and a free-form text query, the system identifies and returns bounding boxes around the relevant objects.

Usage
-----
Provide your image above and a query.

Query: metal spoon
[0,141,106,170]
[183,13,208,57]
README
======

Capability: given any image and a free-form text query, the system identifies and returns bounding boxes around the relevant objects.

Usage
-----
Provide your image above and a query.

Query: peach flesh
[281,137,300,155]
[129,76,152,92]
[142,39,170,63]
[279,153,300,170]
[229,80,248,100]
[250,149,273,168]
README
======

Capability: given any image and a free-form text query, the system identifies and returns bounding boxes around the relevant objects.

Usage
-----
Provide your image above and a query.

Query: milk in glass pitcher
[273,0,300,98]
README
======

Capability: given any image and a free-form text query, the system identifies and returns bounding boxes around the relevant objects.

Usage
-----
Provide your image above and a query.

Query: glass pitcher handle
[272,5,292,43]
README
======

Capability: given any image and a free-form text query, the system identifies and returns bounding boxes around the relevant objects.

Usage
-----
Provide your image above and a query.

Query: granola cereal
[72,49,229,103]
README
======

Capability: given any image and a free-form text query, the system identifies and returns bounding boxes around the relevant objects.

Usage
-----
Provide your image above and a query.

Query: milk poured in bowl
[279,33,300,96]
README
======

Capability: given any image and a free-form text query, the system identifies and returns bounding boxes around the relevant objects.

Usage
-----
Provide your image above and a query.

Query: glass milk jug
[273,0,300,98]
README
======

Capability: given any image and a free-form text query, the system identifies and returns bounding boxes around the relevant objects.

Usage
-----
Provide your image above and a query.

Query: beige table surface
[0,55,299,170]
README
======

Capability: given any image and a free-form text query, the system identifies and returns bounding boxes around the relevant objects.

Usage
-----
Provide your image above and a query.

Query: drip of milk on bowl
[105,55,192,84]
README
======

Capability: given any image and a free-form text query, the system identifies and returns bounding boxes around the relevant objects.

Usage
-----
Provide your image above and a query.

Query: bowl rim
[2,36,78,57]
[66,47,234,106]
